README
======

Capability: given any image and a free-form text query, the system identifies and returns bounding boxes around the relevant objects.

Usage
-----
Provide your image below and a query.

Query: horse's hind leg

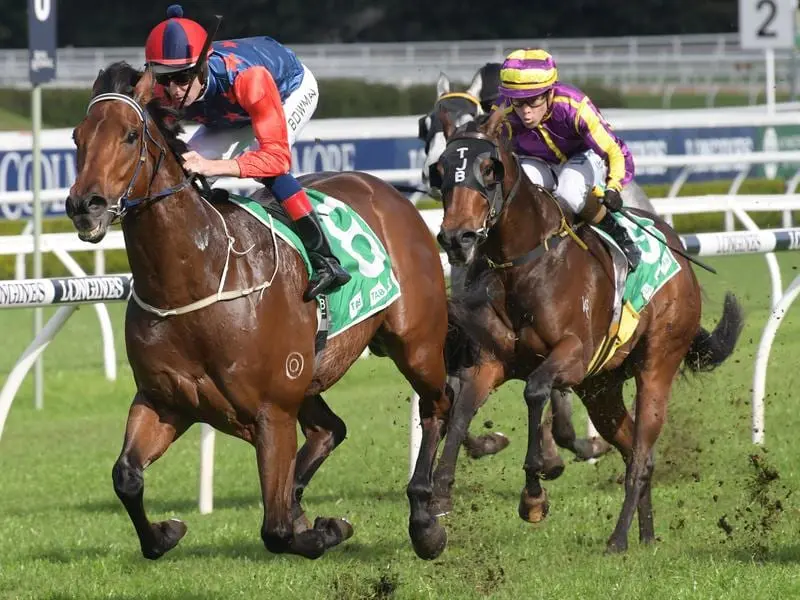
[606,366,673,552]
[581,364,670,553]
[112,393,191,560]
[549,389,613,462]
[291,395,353,547]
[578,373,636,551]
[382,329,451,560]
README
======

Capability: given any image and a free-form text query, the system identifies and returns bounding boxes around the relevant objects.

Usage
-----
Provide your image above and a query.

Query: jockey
[144,4,350,301]
[496,49,641,270]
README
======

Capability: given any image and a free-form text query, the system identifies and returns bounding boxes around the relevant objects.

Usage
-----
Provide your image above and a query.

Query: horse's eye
[125,130,139,144]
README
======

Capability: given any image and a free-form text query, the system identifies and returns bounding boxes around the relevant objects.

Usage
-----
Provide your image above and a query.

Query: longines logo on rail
[717,233,762,255]
[54,277,128,303]
[0,281,48,305]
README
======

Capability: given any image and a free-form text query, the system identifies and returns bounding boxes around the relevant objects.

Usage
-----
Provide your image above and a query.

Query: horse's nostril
[457,230,478,246]
[88,195,107,212]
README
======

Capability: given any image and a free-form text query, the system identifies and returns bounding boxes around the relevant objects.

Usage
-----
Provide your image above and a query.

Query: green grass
[2,253,800,598]
[0,105,34,131]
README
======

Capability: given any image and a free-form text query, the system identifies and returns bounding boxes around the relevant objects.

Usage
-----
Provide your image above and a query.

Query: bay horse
[66,62,466,561]
[435,110,744,554]
[419,69,614,514]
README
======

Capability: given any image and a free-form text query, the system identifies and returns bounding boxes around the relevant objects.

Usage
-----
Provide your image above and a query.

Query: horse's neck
[486,180,562,265]
[122,186,228,307]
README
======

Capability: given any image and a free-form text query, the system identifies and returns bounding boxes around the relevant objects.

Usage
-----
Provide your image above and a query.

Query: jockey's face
[511,91,551,128]
[156,69,204,107]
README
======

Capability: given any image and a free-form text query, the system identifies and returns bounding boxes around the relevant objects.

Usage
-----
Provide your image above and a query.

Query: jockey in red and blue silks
[496,49,640,270]
[144,4,350,301]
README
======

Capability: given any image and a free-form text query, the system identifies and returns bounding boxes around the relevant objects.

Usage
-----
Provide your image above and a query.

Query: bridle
[85,93,191,220]
[443,129,523,241]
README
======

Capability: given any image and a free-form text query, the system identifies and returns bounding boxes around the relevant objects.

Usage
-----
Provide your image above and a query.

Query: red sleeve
[231,66,291,178]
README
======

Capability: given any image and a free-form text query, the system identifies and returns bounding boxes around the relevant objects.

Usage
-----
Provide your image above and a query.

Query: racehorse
[66,62,469,561]
[434,110,744,554]
[418,67,613,515]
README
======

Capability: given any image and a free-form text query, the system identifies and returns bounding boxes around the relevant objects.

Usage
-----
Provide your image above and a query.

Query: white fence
[1,33,796,96]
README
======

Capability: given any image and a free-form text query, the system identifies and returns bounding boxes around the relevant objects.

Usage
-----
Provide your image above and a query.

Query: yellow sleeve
[575,99,627,192]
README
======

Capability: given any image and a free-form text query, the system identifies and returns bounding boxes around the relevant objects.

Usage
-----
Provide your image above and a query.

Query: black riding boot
[292,211,351,301]
[596,212,641,271]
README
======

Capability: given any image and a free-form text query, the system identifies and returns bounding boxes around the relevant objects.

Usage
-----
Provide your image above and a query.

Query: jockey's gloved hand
[603,188,623,212]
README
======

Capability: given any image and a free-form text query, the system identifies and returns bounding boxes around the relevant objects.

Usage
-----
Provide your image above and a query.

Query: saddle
[203,185,294,230]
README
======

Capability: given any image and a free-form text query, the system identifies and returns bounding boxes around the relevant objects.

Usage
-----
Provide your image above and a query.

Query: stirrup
[303,254,351,301]
[621,244,641,271]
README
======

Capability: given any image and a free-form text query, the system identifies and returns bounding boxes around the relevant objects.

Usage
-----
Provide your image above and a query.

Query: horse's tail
[684,292,744,373]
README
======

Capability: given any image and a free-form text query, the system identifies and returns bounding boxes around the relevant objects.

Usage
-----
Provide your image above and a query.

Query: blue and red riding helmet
[144,4,210,74]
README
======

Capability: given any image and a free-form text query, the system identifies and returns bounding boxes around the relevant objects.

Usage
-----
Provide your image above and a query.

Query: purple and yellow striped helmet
[498,49,558,99]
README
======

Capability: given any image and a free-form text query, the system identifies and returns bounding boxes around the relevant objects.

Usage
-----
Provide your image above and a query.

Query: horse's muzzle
[437,228,478,265]
[66,192,112,243]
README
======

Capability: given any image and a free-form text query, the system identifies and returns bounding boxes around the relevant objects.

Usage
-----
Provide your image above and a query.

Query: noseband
[86,93,191,219]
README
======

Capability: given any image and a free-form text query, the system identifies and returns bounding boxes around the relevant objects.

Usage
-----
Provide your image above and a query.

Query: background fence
[1,33,798,99]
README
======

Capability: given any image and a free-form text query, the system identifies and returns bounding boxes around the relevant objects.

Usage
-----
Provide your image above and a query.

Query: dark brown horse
[435,110,744,553]
[66,62,463,560]
[420,70,612,516]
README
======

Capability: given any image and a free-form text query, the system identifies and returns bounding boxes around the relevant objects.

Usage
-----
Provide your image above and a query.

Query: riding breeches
[519,150,608,214]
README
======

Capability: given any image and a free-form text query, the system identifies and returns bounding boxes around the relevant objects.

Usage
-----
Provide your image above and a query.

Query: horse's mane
[92,61,189,156]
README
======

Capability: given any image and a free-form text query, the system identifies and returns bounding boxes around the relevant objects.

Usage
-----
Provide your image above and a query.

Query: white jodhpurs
[188,64,319,162]
[519,150,608,214]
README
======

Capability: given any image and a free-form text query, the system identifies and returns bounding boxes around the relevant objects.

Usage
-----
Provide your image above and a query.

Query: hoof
[464,432,510,459]
[639,533,657,546]
[573,437,613,461]
[288,529,327,559]
[518,488,549,523]
[409,520,448,560]
[605,536,628,554]
[430,496,453,518]
[541,455,565,480]
[313,516,354,549]
[142,518,187,560]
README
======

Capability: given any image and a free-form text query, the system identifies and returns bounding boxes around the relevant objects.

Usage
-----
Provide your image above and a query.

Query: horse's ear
[134,69,155,104]
[438,109,456,139]
[91,69,105,97]
[465,69,482,100]
[484,108,507,140]
[436,72,451,98]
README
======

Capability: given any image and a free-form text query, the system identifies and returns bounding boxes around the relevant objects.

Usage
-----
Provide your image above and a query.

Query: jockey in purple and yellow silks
[144,4,350,301]
[496,49,640,270]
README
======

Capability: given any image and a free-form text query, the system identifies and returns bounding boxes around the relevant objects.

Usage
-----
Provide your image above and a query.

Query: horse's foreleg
[432,361,506,516]
[519,336,585,524]
[112,393,191,560]
[292,395,352,546]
